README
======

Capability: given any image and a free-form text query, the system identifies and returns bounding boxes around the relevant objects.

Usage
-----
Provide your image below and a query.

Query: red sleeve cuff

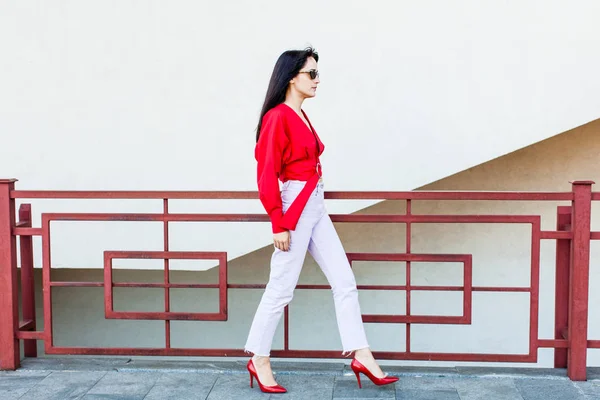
[270,210,287,233]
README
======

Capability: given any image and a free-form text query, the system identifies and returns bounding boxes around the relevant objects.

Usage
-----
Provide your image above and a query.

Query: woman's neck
[284,91,305,114]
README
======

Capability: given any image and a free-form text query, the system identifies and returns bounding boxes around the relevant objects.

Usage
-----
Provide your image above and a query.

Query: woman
[244,47,398,394]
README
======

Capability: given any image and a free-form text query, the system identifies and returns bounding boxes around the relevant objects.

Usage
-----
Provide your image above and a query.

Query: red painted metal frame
[103,250,228,321]
[18,204,37,357]
[0,179,19,370]
[568,182,593,380]
[554,206,571,368]
[2,179,599,381]
[347,253,473,325]
[34,209,543,364]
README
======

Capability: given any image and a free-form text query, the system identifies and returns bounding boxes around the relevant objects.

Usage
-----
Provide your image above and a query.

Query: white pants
[244,180,369,356]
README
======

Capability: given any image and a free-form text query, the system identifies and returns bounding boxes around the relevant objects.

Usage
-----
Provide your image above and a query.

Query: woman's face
[290,56,320,98]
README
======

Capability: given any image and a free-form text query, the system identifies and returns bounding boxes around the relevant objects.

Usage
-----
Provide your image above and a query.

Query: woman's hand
[273,231,291,252]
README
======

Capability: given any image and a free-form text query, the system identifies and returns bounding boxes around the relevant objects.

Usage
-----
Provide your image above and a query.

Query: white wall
[2,0,600,268]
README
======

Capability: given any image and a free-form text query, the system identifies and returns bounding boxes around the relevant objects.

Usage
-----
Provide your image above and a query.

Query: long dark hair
[256,47,319,142]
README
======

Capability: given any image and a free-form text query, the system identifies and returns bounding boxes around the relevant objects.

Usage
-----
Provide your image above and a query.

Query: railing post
[19,204,37,357]
[0,179,20,370]
[567,180,594,381]
[554,206,571,368]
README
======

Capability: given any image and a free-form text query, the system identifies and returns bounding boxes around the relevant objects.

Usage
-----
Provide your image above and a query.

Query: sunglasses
[299,69,319,80]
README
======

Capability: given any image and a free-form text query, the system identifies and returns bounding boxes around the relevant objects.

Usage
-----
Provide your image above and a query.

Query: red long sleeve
[255,109,289,233]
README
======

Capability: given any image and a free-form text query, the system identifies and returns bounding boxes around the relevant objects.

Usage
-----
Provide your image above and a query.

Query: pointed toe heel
[247,359,287,394]
[350,358,399,388]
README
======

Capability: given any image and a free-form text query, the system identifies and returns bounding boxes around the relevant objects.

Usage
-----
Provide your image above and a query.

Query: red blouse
[255,103,325,233]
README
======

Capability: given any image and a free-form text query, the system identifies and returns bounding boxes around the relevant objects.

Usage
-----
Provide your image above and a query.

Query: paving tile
[10,357,600,400]
[272,374,335,399]
[394,376,458,400]
[374,365,459,378]
[82,371,160,399]
[207,374,277,400]
[0,370,52,377]
[514,378,585,400]
[271,361,344,376]
[333,375,396,399]
[83,395,146,400]
[395,376,456,391]
[143,373,218,400]
[397,389,460,400]
[0,371,50,400]
[453,377,524,400]
[20,357,130,371]
[118,359,244,374]
[19,371,106,400]
[456,366,567,379]
[573,380,600,399]
[588,368,600,381]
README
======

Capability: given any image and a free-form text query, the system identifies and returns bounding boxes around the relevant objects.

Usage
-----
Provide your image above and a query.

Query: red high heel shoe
[350,358,399,388]
[247,359,287,394]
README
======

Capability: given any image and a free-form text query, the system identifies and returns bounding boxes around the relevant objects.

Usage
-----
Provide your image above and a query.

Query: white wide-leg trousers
[244,180,369,356]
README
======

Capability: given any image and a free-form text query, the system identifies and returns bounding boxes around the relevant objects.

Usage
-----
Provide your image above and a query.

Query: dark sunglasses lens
[309,70,318,79]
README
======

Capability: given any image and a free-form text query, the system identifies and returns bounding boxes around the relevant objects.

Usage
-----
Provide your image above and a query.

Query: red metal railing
[0,178,598,381]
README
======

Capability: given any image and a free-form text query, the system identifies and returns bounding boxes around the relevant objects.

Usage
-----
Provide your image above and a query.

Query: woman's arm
[255,109,289,234]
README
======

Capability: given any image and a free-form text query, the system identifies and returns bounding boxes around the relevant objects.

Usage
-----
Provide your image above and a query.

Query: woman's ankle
[353,347,372,359]
[252,355,271,365]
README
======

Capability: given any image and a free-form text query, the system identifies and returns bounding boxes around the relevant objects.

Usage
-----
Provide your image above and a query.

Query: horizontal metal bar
[592,192,600,201]
[44,346,534,362]
[168,283,218,289]
[327,191,573,201]
[44,212,269,223]
[19,320,35,331]
[106,251,225,260]
[112,283,219,289]
[12,190,259,200]
[591,232,600,240]
[472,287,531,292]
[52,282,219,290]
[235,284,517,293]
[334,215,539,224]
[229,284,463,291]
[537,339,569,348]
[42,213,539,224]
[588,340,600,348]
[411,286,462,291]
[106,311,227,321]
[12,190,573,201]
[233,284,466,291]
[55,282,403,290]
[296,350,534,363]
[48,281,529,292]
[50,281,104,287]
[15,331,44,340]
[540,231,572,240]
[12,227,42,236]
[227,284,267,289]
[362,315,468,324]
[348,253,469,262]
[45,346,184,356]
